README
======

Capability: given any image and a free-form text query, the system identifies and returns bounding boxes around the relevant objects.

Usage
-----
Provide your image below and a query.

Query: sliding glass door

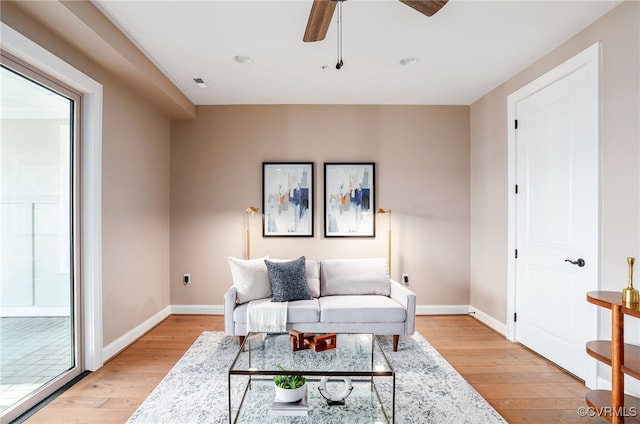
[0,53,83,423]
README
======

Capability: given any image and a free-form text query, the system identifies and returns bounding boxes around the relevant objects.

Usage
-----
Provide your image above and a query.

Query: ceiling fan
[303,0,449,42]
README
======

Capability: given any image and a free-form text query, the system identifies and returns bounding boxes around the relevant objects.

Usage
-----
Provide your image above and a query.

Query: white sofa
[223,257,416,351]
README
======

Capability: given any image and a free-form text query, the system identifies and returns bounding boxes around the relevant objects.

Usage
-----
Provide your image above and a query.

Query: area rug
[127,332,505,423]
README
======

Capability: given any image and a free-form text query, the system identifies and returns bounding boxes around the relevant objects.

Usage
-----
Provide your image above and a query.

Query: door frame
[1,23,104,372]
[506,42,601,389]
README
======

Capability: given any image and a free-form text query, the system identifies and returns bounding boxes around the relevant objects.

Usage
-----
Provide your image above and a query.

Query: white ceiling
[92,0,622,106]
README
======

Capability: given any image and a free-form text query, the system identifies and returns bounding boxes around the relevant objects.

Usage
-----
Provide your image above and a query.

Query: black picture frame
[324,162,375,237]
[262,162,314,237]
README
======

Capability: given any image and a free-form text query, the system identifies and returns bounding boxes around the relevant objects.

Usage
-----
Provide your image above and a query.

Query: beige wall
[170,105,470,307]
[469,1,640,323]
[101,85,171,344]
[2,3,172,346]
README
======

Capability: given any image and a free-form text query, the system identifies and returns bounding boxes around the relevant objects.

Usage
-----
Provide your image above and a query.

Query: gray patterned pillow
[265,256,312,302]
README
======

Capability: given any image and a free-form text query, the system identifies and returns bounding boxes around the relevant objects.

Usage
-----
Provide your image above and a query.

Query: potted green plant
[273,365,307,402]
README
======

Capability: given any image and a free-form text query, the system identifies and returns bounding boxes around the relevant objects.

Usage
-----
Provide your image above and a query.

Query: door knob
[564,258,585,267]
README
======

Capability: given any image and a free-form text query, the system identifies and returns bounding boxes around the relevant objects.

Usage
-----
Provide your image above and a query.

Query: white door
[513,46,599,380]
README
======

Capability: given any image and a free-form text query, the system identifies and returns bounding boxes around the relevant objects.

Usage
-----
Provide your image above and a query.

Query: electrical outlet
[402,273,409,284]
[183,273,191,285]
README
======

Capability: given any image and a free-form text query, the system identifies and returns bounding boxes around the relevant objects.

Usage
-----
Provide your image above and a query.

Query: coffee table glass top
[228,333,395,423]
[229,333,393,376]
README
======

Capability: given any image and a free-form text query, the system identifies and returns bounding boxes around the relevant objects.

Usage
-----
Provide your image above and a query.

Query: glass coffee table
[228,332,395,423]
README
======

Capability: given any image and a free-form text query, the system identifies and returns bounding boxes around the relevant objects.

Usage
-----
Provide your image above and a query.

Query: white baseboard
[171,305,224,315]
[415,305,470,315]
[468,305,508,336]
[102,306,171,362]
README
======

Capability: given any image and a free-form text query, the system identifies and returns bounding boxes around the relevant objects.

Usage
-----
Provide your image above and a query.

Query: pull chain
[336,1,343,69]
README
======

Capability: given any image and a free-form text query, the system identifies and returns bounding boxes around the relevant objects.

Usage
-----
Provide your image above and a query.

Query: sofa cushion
[319,295,406,323]
[305,259,320,298]
[287,299,321,323]
[320,258,390,296]
[266,256,312,302]
[228,256,271,304]
[233,299,320,324]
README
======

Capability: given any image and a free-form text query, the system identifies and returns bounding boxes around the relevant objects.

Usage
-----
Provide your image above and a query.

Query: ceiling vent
[193,78,207,88]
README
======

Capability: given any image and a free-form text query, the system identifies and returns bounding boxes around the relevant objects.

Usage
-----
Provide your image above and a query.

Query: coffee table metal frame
[227,332,395,423]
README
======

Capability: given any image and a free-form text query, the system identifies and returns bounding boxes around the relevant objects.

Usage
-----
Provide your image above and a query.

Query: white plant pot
[274,383,306,403]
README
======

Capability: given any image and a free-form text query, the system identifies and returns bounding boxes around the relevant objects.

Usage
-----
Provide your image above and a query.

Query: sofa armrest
[224,286,238,336]
[390,279,416,335]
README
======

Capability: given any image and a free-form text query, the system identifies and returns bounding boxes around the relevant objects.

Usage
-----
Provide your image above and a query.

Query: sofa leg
[239,336,245,346]
[393,335,399,352]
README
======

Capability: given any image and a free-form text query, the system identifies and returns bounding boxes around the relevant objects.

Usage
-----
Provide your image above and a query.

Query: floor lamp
[377,208,392,276]
[245,206,259,259]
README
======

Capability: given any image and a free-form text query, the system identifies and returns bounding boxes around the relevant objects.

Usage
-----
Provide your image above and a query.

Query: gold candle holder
[622,257,639,304]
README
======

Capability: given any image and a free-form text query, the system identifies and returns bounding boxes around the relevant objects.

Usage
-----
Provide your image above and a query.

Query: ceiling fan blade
[399,0,448,17]
[303,0,337,42]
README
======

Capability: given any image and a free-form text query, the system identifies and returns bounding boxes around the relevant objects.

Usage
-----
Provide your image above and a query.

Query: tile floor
[0,317,73,414]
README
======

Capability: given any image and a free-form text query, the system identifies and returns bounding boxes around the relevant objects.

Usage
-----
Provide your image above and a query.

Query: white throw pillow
[320,257,390,296]
[228,256,271,304]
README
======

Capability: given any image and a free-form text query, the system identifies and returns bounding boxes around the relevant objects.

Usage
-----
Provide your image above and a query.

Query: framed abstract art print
[262,162,314,237]
[324,162,375,237]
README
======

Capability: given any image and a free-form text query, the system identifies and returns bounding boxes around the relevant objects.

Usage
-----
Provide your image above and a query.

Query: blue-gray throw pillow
[265,256,312,302]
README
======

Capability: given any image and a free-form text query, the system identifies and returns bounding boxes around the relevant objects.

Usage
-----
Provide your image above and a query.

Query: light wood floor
[23,315,602,423]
